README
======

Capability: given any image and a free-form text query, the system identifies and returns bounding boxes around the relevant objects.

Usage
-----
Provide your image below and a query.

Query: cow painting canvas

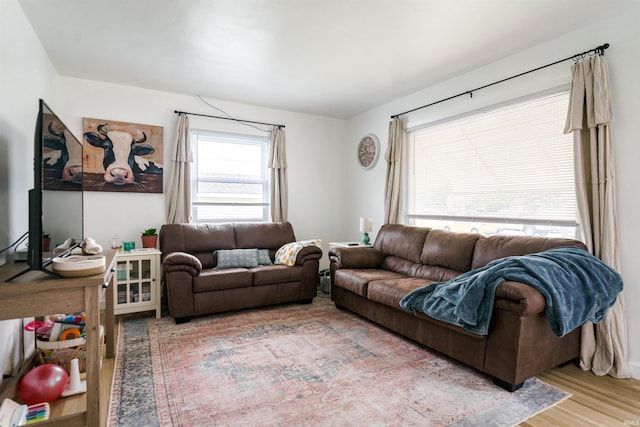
[43,113,83,191]
[82,118,163,193]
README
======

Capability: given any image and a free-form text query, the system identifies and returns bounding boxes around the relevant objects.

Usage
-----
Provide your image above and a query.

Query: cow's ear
[133,144,155,156]
[84,132,107,147]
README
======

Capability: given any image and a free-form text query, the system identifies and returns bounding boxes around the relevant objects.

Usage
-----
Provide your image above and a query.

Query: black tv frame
[8,99,82,281]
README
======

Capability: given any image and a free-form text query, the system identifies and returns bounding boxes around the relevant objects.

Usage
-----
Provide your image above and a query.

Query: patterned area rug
[108,297,570,426]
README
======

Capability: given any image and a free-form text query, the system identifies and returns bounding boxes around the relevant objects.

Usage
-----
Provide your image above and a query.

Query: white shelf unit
[115,249,161,318]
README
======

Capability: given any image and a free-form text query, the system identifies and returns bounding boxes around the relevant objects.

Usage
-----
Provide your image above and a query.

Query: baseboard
[629,359,640,380]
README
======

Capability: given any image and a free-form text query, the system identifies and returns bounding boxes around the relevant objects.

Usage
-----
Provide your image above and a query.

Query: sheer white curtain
[269,126,288,222]
[165,113,193,224]
[564,55,630,378]
[384,118,404,224]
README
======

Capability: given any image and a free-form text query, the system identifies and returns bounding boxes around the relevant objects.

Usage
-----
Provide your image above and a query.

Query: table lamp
[360,217,372,245]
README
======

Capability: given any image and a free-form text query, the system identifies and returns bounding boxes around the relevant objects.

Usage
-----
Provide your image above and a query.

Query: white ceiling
[18,0,634,119]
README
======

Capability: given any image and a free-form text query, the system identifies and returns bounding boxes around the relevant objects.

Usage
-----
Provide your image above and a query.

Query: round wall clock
[357,134,380,170]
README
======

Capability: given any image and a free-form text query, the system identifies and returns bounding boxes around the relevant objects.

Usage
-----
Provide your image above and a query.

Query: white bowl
[52,255,106,277]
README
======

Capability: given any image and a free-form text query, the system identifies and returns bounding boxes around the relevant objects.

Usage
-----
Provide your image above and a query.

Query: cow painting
[42,118,83,190]
[82,118,163,193]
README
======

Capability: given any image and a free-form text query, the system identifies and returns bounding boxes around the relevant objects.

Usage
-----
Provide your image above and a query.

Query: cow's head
[45,122,83,184]
[84,123,153,185]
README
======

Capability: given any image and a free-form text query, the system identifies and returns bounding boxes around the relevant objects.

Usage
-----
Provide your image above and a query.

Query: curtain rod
[391,42,610,119]
[174,110,285,129]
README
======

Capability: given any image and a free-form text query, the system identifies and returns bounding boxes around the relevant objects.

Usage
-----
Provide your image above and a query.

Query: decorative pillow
[214,249,259,269]
[274,239,321,266]
[257,249,273,266]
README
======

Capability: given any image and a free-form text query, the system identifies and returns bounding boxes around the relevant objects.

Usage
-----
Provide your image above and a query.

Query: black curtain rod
[391,43,610,119]
[174,110,285,129]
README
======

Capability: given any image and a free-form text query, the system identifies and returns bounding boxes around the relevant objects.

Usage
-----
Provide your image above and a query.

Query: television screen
[40,101,84,256]
[10,100,84,280]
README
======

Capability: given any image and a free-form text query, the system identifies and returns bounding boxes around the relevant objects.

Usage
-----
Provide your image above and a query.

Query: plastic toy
[17,364,68,405]
[59,328,82,340]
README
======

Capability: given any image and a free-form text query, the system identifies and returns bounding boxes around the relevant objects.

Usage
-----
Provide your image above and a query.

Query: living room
[1,0,639,424]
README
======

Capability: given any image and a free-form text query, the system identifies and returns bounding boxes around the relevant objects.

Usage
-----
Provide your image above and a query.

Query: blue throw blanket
[399,246,622,337]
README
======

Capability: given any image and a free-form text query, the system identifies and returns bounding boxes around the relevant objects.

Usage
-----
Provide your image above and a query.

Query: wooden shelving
[0,251,116,427]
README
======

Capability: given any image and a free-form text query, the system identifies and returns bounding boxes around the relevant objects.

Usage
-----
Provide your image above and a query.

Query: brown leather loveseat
[160,222,322,323]
[329,224,587,391]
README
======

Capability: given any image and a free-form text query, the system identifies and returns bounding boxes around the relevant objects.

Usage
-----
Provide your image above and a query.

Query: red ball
[18,364,68,405]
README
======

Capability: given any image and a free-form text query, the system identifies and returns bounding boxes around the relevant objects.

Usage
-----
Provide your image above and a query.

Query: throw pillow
[257,249,273,265]
[214,248,259,269]
[274,239,321,266]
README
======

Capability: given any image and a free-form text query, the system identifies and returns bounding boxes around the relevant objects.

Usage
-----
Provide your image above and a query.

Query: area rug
[108,297,570,426]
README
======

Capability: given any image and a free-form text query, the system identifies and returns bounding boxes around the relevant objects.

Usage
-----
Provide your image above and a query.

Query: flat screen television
[9,99,84,280]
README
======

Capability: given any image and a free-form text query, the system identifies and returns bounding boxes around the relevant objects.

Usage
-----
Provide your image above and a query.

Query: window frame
[190,129,270,223]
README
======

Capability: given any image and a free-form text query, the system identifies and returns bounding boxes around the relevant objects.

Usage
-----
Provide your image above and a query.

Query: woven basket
[36,325,104,375]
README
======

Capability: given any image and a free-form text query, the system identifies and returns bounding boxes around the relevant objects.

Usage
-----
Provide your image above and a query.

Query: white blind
[407,91,576,235]
[191,130,269,222]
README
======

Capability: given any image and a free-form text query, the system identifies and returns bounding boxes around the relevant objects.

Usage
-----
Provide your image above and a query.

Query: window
[191,129,269,222]
[406,90,578,238]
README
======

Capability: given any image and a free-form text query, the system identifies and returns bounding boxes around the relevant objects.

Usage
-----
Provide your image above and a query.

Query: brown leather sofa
[160,222,322,323]
[329,224,587,391]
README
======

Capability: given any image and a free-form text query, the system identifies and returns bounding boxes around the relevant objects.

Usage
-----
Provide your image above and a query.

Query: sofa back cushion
[471,234,587,270]
[421,229,479,272]
[380,229,479,282]
[160,223,237,268]
[234,222,296,253]
[369,224,586,283]
[373,224,430,264]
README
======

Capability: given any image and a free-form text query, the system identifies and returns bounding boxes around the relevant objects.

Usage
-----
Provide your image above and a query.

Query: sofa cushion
[161,222,236,255]
[333,269,407,297]
[367,278,435,309]
[234,221,296,249]
[373,224,430,264]
[193,268,253,292]
[252,264,303,286]
[421,229,479,273]
[215,249,259,269]
[471,234,586,270]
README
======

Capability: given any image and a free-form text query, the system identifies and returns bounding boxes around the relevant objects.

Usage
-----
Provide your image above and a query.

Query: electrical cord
[197,95,273,133]
[0,231,29,254]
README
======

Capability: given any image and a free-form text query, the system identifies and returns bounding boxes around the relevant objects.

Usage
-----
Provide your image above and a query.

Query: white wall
[55,78,347,268]
[0,0,57,379]
[346,5,640,378]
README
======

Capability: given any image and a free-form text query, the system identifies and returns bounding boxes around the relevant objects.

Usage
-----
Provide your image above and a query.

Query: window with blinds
[191,129,269,222]
[406,90,578,238]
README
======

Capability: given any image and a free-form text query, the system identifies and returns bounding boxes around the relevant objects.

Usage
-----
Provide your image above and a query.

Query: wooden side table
[0,250,116,427]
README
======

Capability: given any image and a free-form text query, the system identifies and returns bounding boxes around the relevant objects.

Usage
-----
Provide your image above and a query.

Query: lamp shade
[359,217,372,233]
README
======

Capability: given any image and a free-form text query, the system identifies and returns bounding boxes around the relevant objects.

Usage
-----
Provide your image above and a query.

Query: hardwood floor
[525,364,640,426]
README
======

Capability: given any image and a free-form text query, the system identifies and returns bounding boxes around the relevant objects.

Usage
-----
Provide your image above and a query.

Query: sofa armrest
[494,281,545,316]
[329,247,385,269]
[163,252,202,276]
[295,245,323,265]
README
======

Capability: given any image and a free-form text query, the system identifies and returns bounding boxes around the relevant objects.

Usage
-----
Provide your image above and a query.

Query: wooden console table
[0,250,116,427]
